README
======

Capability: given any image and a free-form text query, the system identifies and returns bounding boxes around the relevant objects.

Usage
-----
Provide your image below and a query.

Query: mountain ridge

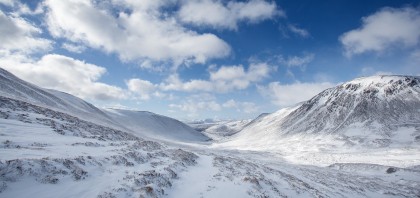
[0,67,207,142]
[226,75,420,149]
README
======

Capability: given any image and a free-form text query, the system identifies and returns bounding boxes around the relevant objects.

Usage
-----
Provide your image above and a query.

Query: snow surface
[221,75,420,151]
[1,69,420,197]
[104,108,209,143]
[189,119,252,141]
[0,68,115,127]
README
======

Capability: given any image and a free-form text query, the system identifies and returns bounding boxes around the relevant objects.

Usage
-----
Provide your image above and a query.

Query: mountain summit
[281,75,420,135]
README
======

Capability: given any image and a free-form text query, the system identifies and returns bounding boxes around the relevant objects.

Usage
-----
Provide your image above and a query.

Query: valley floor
[1,117,420,198]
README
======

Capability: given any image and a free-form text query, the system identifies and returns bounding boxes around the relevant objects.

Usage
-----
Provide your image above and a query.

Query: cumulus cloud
[0,0,13,6]
[61,43,86,53]
[340,6,420,57]
[0,10,51,54]
[160,74,214,92]
[170,96,258,118]
[126,78,156,100]
[0,54,126,101]
[161,62,272,92]
[210,62,272,91]
[222,99,258,113]
[178,0,281,30]
[44,0,230,66]
[169,94,222,117]
[170,100,222,113]
[258,81,334,107]
[222,99,237,108]
[0,0,44,15]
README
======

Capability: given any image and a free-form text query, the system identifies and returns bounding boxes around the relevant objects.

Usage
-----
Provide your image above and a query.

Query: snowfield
[1,68,420,197]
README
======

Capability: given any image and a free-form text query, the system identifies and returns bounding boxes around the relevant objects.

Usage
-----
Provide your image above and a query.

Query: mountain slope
[200,119,252,141]
[104,108,209,142]
[281,75,420,135]
[224,75,420,149]
[0,67,207,143]
[0,68,114,126]
[1,70,420,197]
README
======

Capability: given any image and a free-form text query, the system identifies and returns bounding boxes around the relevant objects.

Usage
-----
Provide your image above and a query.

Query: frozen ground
[0,99,419,197]
[1,115,419,197]
[1,70,420,197]
[188,119,252,141]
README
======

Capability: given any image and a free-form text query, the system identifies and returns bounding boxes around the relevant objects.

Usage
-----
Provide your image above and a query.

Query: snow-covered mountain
[0,68,114,126]
[0,68,207,143]
[224,75,420,149]
[281,75,420,136]
[1,68,419,198]
[202,120,252,140]
[104,108,209,142]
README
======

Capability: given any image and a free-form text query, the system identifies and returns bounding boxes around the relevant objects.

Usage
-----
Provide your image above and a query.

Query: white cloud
[340,6,420,57]
[222,99,237,108]
[0,10,52,54]
[0,0,13,6]
[169,94,222,117]
[258,81,334,107]
[281,53,315,67]
[126,78,156,100]
[61,43,86,53]
[241,102,259,113]
[288,24,310,38]
[209,62,272,91]
[222,99,258,113]
[210,65,246,81]
[161,62,272,92]
[0,1,44,15]
[160,74,215,92]
[44,0,230,67]
[0,54,126,101]
[178,0,281,30]
[169,96,258,118]
[170,100,222,113]
[360,67,392,76]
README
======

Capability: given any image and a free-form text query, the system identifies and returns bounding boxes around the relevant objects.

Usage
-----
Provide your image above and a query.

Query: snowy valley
[1,68,420,197]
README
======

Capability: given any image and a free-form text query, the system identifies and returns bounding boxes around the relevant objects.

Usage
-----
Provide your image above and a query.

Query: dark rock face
[280,76,420,135]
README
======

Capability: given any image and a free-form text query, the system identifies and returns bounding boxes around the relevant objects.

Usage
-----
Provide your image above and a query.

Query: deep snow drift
[1,68,419,198]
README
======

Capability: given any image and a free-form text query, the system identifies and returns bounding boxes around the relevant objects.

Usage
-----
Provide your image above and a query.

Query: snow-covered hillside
[224,75,420,150]
[0,68,115,126]
[281,75,420,137]
[0,68,206,143]
[104,108,209,142]
[189,119,252,141]
[217,76,420,168]
[1,68,420,197]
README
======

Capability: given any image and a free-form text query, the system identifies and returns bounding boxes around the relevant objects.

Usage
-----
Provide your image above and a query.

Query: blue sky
[1,0,419,120]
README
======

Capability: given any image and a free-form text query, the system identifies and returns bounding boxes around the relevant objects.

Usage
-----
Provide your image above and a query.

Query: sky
[0,0,419,121]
